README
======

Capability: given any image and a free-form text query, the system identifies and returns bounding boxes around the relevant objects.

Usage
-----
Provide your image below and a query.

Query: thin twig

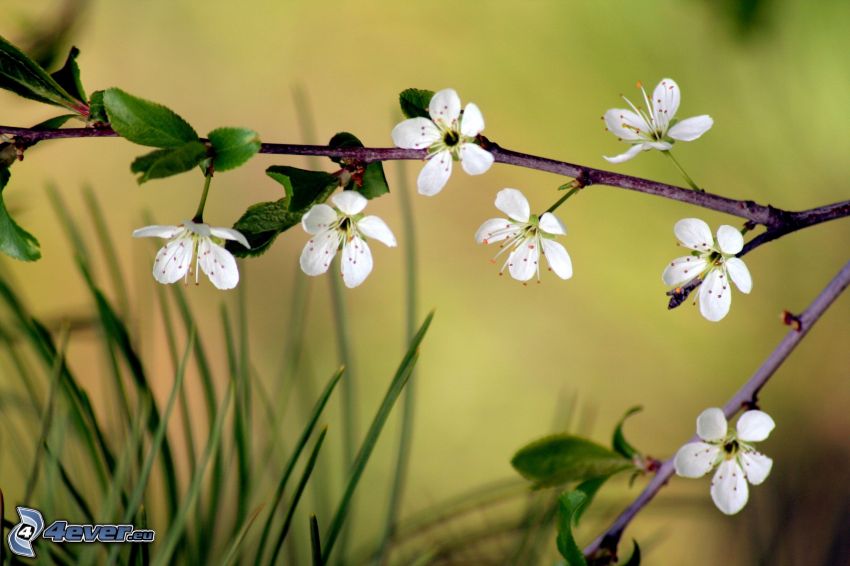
[584,259,850,561]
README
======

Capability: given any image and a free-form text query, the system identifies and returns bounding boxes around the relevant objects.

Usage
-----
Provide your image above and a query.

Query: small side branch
[584,258,850,560]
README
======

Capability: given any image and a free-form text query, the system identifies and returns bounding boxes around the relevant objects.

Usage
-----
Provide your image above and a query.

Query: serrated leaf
[265,166,338,212]
[399,88,434,119]
[511,434,634,488]
[208,127,261,172]
[50,46,86,103]
[88,90,108,124]
[103,88,198,148]
[0,168,41,261]
[130,141,208,184]
[227,200,301,257]
[0,34,84,111]
[557,490,588,566]
[327,132,389,199]
[612,406,643,460]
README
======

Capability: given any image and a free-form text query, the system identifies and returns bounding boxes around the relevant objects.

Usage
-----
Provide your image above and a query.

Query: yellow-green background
[2,0,849,563]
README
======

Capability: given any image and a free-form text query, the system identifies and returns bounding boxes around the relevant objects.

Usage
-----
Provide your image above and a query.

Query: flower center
[443,130,460,147]
[723,439,739,456]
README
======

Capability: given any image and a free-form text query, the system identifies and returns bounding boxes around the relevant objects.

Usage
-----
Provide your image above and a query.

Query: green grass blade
[23,324,69,502]
[376,158,419,564]
[269,427,329,564]
[219,505,264,566]
[237,283,252,527]
[256,367,344,562]
[106,327,195,566]
[82,186,129,316]
[310,515,323,566]
[151,379,234,566]
[322,311,435,563]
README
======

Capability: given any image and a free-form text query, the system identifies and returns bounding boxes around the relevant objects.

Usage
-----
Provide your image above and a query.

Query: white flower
[675,407,775,515]
[662,218,752,322]
[132,220,250,290]
[299,191,397,288]
[475,188,573,282]
[603,78,713,163]
[391,88,494,196]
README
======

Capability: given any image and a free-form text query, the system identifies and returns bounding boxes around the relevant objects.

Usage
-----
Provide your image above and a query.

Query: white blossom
[604,78,713,163]
[391,88,494,196]
[675,407,775,515]
[475,188,572,282]
[299,191,396,288]
[663,218,752,322]
[132,220,250,290]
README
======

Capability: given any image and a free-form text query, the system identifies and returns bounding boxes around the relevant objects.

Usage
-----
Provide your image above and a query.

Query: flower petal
[541,238,572,279]
[711,460,749,515]
[391,117,441,149]
[332,190,368,215]
[646,141,673,151]
[696,408,728,441]
[341,236,373,288]
[459,143,494,175]
[603,143,647,163]
[674,442,721,478]
[716,225,744,255]
[474,218,518,245]
[725,257,752,294]
[417,151,453,196]
[133,225,182,239]
[357,216,397,247]
[662,255,708,287]
[674,218,714,251]
[152,235,193,284]
[494,188,530,223]
[538,212,566,236]
[507,238,540,282]
[209,227,250,249]
[198,238,240,290]
[699,268,732,322]
[652,78,680,131]
[668,115,713,142]
[301,204,338,235]
[739,450,772,485]
[299,229,340,276]
[460,102,485,137]
[428,88,461,128]
[603,109,647,141]
[736,410,775,442]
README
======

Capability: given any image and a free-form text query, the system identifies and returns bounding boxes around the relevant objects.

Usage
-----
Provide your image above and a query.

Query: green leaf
[399,88,434,119]
[50,46,86,103]
[612,406,643,460]
[266,166,338,212]
[0,169,41,261]
[208,127,261,172]
[32,114,77,130]
[556,490,588,566]
[103,87,198,148]
[87,90,108,124]
[621,540,641,566]
[227,200,301,257]
[0,34,84,111]
[328,132,389,199]
[511,434,634,488]
[573,476,608,526]
[130,141,208,184]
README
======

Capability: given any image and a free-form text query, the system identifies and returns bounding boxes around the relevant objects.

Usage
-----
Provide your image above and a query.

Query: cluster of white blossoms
[675,408,774,515]
[603,78,713,163]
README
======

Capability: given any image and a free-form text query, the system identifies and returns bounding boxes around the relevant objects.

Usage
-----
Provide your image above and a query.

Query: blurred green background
[2,0,849,563]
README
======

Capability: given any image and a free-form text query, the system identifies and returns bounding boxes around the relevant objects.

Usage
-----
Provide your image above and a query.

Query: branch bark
[584,258,850,561]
